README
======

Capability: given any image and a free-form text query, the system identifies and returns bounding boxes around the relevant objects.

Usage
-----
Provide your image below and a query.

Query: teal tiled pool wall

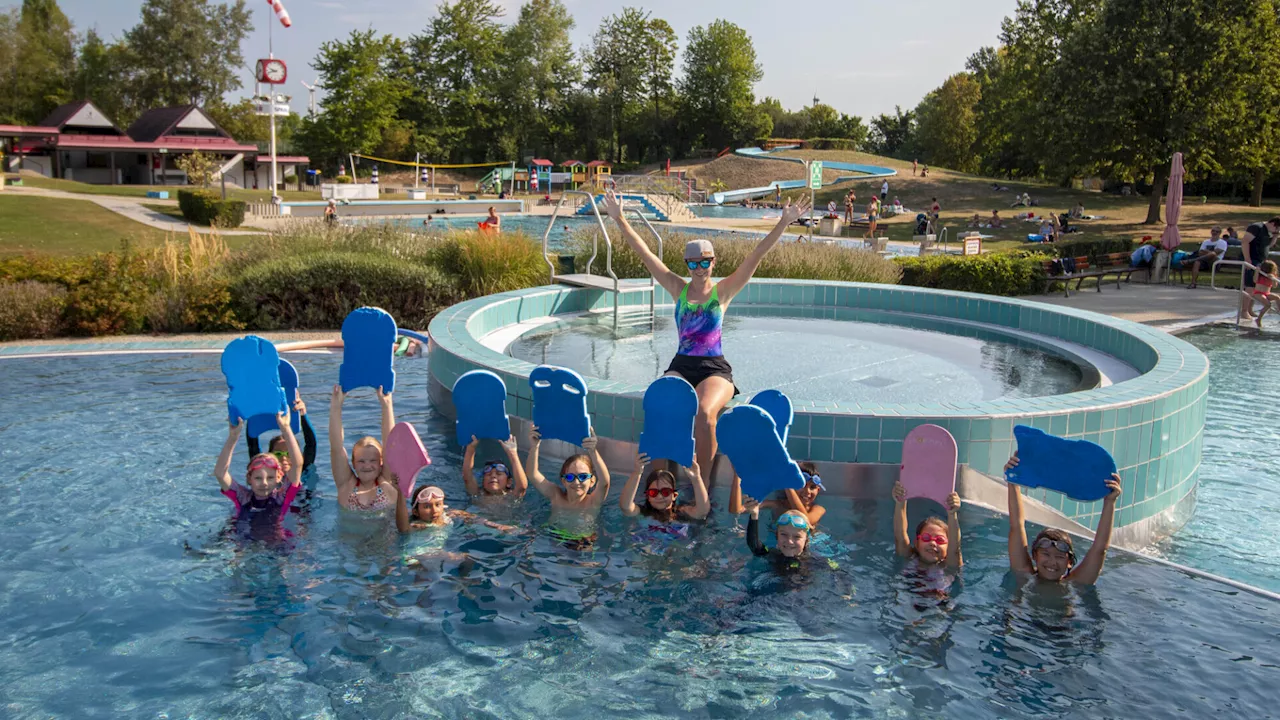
[427,280,1207,537]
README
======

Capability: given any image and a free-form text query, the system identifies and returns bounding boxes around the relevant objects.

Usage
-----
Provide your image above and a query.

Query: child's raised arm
[1005,455,1034,574]
[946,491,963,569]
[461,435,481,496]
[583,431,610,507]
[297,396,317,470]
[329,385,356,492]
[729,472,744,514]
[1069,475,1121,584]
[744,500,769,556]
[524,426,558,500]
[619,450,649,517]
[686,459,710,520]
[503,435,528,497]
[213,420,244,492]
[378,386,395,447]
[785,487,826,526]
[891,479,912,558]
[395,486,412,533]
[275,410,304,488]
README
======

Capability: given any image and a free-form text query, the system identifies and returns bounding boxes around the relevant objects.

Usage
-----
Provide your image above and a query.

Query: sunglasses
[776,514,810,530]
[917,533,948,546]
[646,487,676,498]
[685,259,713,269]
[1034,538,1072,555]
[482,462,508,475]
[562,472,594,484]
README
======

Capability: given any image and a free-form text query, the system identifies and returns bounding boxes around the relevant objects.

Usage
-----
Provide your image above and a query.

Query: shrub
[177,190,247,228]
[335,175,353,184]
[563,229,902,285]
[63,243,150,335]
[428,230,548,296]
[143,229,241,333]
[0,280,67,340]
[1047,236,1136,262]
[896,252,1051,296]
[230,251,456,330]
[803,138,862,151]
[0,253,92,286]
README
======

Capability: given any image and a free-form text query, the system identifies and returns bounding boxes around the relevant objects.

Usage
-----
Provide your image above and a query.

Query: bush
[896,252,1050,296]
[63,244,150,335]
[177,190,247,228]
[230,251,456,330]
[0,280,67,340]
[1046,236,1136,263]
[335,175,353,184]
[562,229,902,285]
[0,253,91,286]
[803,138,862,151]
[143,230,241,333]
[429,230,548,296]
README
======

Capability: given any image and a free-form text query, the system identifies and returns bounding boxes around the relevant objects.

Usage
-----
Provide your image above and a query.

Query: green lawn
[14,174,322,202]
[0,196,262,255]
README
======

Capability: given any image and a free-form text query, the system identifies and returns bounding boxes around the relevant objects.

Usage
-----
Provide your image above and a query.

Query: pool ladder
[543,191,663,328]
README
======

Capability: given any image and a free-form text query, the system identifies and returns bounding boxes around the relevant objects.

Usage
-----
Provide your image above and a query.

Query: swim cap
[684,239,715,259]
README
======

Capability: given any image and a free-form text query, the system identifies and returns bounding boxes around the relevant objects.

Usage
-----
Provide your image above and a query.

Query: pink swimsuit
[346,483,391,511]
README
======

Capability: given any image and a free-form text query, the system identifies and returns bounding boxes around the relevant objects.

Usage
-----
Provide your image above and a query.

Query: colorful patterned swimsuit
[667,284,736,392]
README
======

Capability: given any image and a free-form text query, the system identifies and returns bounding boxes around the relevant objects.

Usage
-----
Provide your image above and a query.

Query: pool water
[1151,326,1280,592]
[508,310,1088,405]
[1,351,1277,718]
[691,204,782,220]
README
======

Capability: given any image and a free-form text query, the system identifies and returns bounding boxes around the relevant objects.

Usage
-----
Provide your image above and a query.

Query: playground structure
[709,146,897,204]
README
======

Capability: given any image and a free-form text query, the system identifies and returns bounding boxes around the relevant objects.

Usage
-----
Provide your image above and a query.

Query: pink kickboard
[386,422,431,499]
[899,424,958,507]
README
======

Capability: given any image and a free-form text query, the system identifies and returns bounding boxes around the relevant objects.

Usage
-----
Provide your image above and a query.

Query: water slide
[710,145,897,205]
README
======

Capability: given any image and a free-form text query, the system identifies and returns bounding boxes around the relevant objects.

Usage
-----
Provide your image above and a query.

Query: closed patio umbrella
[1160,152,1183,251]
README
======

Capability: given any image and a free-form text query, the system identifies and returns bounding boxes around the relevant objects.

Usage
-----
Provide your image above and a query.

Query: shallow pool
[2,351,1275,717]
[691,204,782,220]
[507,309,1090,404]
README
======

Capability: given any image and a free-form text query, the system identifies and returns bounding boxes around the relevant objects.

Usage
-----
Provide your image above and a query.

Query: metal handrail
[542,190,619,323]
[625,207,664,321]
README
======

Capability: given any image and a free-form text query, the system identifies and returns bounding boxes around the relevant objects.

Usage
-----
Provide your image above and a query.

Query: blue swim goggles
[776,513,810,530]
[562,472,594,484]
[802,471,823,489]
[686,259,712,270]
[482,462,508,475]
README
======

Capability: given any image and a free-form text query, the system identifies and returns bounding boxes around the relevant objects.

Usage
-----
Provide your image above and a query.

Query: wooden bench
[1043,252,1142,297]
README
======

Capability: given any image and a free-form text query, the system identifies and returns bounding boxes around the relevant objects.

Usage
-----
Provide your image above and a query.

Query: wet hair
[914,516,948,537]
[350,436,385,485]
[559,453,594,480]
[480,459,512,494]
[245,452,282,481]
[640,468,678,520]
[267,435,287,453]
[798,461,818,477]
[1031,528,1077,567]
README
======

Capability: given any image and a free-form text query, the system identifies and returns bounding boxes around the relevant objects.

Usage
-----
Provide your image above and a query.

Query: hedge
[896,252,1050,296]
[0,280,68,340]
[177,190,247,228]
[1021,236,1137,263]
[229,251,456,330]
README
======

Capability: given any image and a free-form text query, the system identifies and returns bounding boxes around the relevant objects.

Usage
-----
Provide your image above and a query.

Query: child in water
[213,411,303,532]
[396,485,517,534]
[618,451,709,536]
[730,462,825,527]
[246,393,316,480]
[524,426,610,547]
[462,434,528,503]
[892,479,963,569]
[328,384,400,514]
[1004,455,1121,585]
[743,497,839,573]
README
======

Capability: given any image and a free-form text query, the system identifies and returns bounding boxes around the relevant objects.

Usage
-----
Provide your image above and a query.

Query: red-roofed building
[529,158,553,167]
[584,160,612,187]
[0,100,308,189]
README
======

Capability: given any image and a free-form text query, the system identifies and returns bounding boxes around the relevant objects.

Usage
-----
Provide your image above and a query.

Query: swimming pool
[0,350,1276,717]
[507,310,1093,404]
[691,204,782,220]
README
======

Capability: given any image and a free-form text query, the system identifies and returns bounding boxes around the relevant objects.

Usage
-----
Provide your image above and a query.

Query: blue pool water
[691,204,782,219]
[1,350,1277,717]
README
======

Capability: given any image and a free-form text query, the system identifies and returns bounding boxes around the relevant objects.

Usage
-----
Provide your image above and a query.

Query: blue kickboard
[340,307,397,393]
[638,376,697,466]
[716,404,805,502]
[749,389,794,445]
[398,329,429,344]
[246,359,301,439]
[454,370,511,447]
[529,365,592,446]
[1006,425,1116,502]
[221,336,288,426]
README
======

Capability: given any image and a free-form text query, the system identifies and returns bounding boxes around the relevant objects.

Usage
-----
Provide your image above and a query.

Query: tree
[123,0,252,111]
[869,106,916,158]
[680,20,764,149]
[1052,0,1280,222]
[73,29,134,123]
[295,29,409,170]
[0,0,76,124]
[174,150,218,187]
[913,73,982,173]
[501,0,580,158]
[586,7,677,162]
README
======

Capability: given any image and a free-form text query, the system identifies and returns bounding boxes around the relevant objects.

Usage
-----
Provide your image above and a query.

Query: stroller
[914,213,931,236]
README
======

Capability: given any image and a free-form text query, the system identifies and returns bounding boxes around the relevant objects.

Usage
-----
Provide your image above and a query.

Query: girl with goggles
[892,477,963,569]
[619,450,709,531]
[213,411,304,526]
[1005,454,1122,584]
[524,425,611,547]
[462,433,528,502]
[743,497,812,561]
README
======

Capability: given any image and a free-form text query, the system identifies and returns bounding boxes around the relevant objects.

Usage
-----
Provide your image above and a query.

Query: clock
[255,58,287,85]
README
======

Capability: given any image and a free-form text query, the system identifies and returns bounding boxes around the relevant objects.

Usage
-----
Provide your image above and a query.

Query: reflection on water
[0,353,1275,717]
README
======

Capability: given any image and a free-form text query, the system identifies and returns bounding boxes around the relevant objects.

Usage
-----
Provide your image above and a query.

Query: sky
[31,0,1016,119]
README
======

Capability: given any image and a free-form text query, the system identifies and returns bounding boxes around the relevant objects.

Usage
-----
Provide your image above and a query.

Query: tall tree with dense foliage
[123,0,252,112]
[912,73,982,173]
[680,20,766,149]
[0,0,76,124]
[501,0,580,159]
[73,29,134,123]
[868,106,916,159]
[1052,0,1280,222]
[586,7,677,162]
[295,30,410,169]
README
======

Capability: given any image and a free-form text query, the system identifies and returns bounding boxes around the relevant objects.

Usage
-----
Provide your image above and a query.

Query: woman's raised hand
[602,190,624,221]
[780,195,812,225]
[330,384,345,408]
[228,418,244,437]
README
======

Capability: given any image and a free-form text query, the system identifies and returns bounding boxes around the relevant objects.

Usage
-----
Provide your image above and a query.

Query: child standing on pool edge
[891,480,962,569]
[524,425,611,548]
[1004,454,1121,584]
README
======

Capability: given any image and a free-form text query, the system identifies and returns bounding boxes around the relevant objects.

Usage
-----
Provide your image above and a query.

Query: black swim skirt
[666,354,740,395]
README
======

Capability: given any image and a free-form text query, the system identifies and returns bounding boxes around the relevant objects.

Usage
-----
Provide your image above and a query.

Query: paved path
[1036,279,1238,330]
[5,186,268,234]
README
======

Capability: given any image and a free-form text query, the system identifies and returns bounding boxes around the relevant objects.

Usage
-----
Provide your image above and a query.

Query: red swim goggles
[646,487,676,498]
[917,533,948,545]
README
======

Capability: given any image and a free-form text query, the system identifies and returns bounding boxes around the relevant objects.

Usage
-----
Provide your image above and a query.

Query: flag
[268,0,291,27]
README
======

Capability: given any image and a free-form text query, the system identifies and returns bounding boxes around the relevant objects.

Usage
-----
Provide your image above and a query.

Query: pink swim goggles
[247,455,282,475]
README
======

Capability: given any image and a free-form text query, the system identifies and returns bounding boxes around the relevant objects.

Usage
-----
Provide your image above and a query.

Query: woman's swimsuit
[667,285,737,392]
[346,483,391,512]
